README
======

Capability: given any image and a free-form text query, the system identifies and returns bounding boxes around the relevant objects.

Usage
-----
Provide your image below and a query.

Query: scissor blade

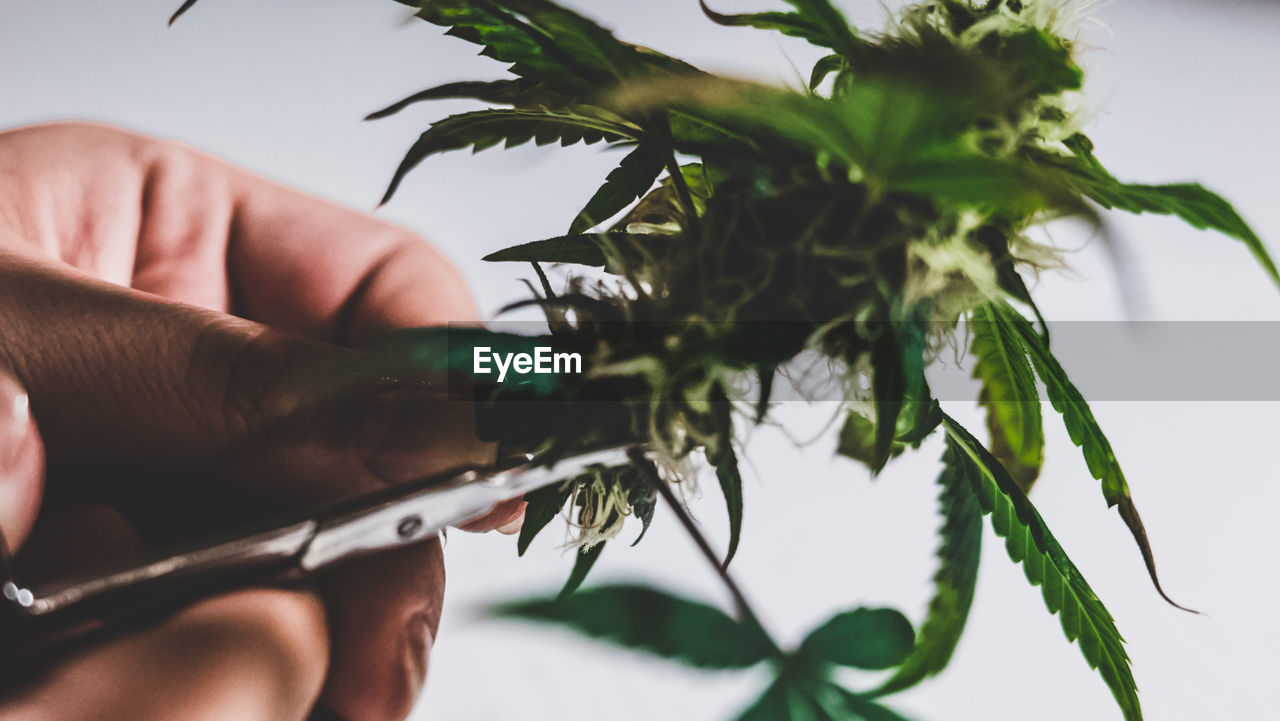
[299,446,633,571]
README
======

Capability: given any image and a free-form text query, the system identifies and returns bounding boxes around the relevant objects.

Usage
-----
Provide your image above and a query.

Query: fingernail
[0,373,43,550]
[497,512,525,535]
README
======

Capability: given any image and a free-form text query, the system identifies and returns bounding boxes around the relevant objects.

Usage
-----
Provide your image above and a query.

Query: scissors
[0,445,634,676]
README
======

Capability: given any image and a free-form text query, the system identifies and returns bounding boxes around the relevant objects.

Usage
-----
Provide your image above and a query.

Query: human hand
[0,122,521,721]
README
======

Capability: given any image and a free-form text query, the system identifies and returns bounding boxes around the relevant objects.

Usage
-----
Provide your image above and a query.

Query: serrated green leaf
[940,415,1141,721]
[517,481,572,556]
[496,584,775,669]
[800,607,915,670]
[559,541,604,599]
[970,304,1044,492]
[569,146,665,234]
[382,109,636,204]
[700,1,835,50]
[484,233,610,266]
[1053,135,1278,288]
[782,0,863,60]
[994,301,1191,612]
[365,79,561,120]
[709,383,744,568]
[873,448,982,695]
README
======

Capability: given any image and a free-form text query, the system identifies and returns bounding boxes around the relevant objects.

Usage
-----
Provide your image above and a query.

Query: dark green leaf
[782,0,863,60]
[364,79,560,120]
[994,301,1192,612]
[569,146,665,233]
[484,233,612,266]
[800,607,915,670]
[874,447,982,695]
[626,474,657,546]
[870,330,906,474]
[994,28,1083,96]
[709,383,744,568]
[826,685,919,721]
[169,0,199,25]
[735,681,796,721]
[809,54,845,91]
[517,481,572,556]
[382,108,636,204]
[1054,135,1278,288]
[970,303,1044,492]
[497,584,775,669]
[836,410,886,469]
[559,541,604,599]
[940,415,1142,721]
[700,1,836,50]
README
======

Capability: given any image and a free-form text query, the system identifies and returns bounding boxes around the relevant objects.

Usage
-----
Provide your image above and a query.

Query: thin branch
[626,446,781,655]
[657,114,700,235]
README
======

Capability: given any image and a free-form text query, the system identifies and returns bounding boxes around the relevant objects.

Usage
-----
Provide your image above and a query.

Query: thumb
[0,372,44,553]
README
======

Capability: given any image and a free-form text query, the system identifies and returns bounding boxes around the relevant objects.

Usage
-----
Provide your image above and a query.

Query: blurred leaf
[382,109,636,204]
[735,681,798,721]
[800,607,915,670]
[809,54,845,91]
[836,411,888,469]
[995,301,1191,611]
[826,685,919,721]
[559,541,604,599]
[940,415,1142,721]
[874,447,982,695]
[497,584,775,668]
[570,146,666,233]
[700,1,836,50]
[993,28,1083,96]
[709,383,744,567]
[970,303,1044,492]
[517,481,572,556]
[782,0,863,60]
[1054,135,1278,288]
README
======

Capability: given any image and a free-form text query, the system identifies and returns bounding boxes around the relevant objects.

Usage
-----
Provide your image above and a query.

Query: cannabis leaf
[569,146,666,233]
[559,542,605,598]
[799,607,915,670]
[381,109,637,204]
[364,78,566,120]
[483,233,612,266]
[495,584,776,669]
[873,446,982,696]
[710,383,745,567]
[993,301,1192,612]
[941,415,1141,721]
[1056,135,1279,288]
[700,1,839,51]
[517,482,572,556]
[970,303,1044,492]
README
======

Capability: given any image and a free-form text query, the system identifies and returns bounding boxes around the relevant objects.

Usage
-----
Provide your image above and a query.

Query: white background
[2,1,1278,720]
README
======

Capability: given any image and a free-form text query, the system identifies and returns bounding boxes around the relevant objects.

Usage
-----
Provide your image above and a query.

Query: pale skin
[0,122,523,721]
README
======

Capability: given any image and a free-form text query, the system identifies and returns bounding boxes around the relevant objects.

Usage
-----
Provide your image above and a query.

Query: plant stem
[626,445,781,655]
[658,114,700,234]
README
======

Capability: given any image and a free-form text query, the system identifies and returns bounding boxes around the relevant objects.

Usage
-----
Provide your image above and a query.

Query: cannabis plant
[172,1,1276,719]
